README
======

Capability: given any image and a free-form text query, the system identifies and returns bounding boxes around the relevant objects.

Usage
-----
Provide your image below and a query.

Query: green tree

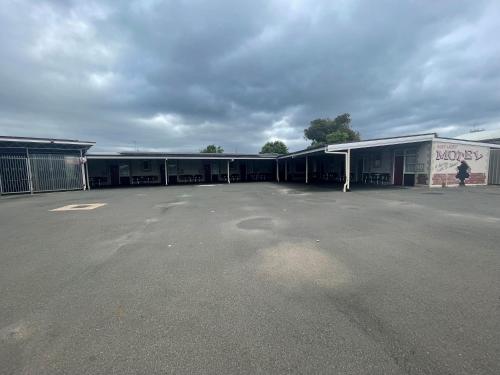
[260,140,289,155]
[304,113,360,147]
[200,145,224,153]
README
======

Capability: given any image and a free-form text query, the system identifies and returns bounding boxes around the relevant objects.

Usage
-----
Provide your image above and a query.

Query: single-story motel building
[1,133,500,195]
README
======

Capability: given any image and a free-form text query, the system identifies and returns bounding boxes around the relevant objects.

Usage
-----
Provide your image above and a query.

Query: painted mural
[431,142,489,186]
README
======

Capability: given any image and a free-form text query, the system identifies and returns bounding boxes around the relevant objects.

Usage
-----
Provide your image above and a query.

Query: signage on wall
[435,148,483,162]
[432,142,488,185]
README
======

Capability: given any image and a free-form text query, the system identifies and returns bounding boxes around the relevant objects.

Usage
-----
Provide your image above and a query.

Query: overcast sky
[1,0,500,152]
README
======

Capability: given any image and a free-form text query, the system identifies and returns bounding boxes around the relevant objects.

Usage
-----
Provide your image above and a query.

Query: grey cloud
[1,0,499,152]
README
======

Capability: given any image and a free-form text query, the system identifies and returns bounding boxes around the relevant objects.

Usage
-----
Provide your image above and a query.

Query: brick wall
[416,174,428,185]
[431,172,486,185]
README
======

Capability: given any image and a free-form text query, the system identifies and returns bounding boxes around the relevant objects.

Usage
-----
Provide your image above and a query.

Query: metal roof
[326,133,437,152]
[0,135,95,151]
[277,133,500,159]
[278,133,438,159]
[87,152,278,160]
[454,129,500,142]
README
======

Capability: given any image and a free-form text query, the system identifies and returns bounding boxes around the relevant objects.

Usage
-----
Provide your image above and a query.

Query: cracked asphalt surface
[1,183,499,374]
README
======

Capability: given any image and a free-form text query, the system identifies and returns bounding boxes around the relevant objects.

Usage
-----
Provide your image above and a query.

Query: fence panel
[0,155,30,194]
[30,154,83,192]
[0,153,83,194]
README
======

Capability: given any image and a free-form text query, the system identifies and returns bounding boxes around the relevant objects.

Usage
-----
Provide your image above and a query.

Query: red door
[394,156,404,185]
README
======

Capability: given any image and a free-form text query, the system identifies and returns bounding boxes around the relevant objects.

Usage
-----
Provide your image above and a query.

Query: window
[372,152,382,168]
[142,161,152,171]
[404,149,417,173]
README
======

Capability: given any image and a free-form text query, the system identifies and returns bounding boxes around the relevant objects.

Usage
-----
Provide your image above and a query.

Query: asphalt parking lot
[1,183,499,374]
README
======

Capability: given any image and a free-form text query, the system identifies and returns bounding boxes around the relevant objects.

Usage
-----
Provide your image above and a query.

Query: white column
[80,150,87,191]
[305,156,309,184]
[344,149,351,192]
[165,159,168,186]
[227,160,230,184]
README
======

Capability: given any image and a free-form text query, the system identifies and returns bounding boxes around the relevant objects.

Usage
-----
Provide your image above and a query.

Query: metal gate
[0,153,84,194]
[0,155,31,193]
[489,149,500,185]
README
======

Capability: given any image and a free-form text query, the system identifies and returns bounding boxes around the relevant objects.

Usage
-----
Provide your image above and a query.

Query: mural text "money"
[436,150,483,161]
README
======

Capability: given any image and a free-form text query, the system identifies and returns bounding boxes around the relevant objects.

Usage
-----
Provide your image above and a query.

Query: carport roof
[278,132,500,159]
[0,135,95,151]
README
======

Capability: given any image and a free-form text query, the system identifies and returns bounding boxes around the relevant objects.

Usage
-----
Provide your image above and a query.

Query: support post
[165,159,168,186]
[227,160,230,184]
[276,159,279,182]
[26,148,34,194]
[345,149,351,192]
[305,156,309,184]
[285,160,288,181]
[79,150,87,191]
[324,148,350,192]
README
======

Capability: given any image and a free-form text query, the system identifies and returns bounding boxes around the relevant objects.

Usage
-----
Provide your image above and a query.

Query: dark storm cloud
[1,0,499,152]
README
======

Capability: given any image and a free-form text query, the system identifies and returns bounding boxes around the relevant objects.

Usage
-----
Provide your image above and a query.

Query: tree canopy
[200,144,224,153]
[260,140,288,155]
[304,113,360,148]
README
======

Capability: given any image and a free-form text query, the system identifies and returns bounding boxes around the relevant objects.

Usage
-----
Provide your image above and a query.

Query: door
[394,155,404,185]
[110,165,119,186]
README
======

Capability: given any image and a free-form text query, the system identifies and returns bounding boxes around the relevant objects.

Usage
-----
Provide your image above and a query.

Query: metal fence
[489,149,500,185]
[0,153,84,194]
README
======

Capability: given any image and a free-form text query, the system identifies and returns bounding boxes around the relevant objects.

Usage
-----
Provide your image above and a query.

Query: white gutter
[87,155,276,160]
[0,137,95,146]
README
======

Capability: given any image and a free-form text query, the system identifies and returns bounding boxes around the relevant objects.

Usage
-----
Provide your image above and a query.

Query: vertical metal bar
[285,160,288,181]
[227,160,230,184]
[305,156,309,184]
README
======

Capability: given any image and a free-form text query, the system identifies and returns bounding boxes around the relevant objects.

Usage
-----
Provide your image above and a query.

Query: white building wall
[415,142,431,185]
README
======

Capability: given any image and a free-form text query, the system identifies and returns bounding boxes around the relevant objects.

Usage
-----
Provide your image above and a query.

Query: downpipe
[324,148,351,192]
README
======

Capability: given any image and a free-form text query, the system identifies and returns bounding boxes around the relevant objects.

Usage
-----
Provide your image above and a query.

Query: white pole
[276,159,279,182]
[305,156,309,184]
[227,160,230,184]
[324,148,350,192]
[165,159,168,186]
[345,149,351,192]
[80,150,87,191]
